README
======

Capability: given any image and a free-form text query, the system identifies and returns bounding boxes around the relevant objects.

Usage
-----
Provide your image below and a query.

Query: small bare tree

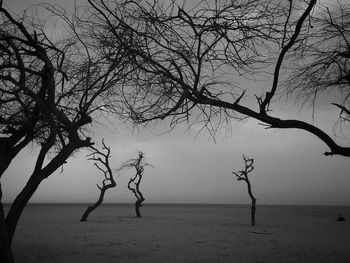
[80,140,116,222]
[232,155,257,226]
[119,151,151,218]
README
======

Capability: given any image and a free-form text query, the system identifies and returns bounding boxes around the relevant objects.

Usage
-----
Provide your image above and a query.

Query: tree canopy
[86,0,350,157]
[0,2,131,261]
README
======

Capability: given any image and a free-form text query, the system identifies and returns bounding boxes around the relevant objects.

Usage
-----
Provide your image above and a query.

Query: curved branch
[198,95,350,157]
[259,0,317,114]
[80,140,116,222]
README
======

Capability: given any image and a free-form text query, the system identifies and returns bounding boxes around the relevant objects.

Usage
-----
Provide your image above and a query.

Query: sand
[8,204,350,263]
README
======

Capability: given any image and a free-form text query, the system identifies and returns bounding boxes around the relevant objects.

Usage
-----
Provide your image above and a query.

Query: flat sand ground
[9,204,350,263]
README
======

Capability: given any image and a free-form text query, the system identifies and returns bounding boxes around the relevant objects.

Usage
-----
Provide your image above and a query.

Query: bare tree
[119,151,152,218]
[0,3,131,262]
[86,0,350,157]
[285,2,350,130]
[0,4,90,261]
[80,139,117,222]
[232,155,257,226]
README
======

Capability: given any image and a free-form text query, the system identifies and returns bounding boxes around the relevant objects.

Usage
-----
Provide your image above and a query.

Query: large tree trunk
[5,140,85,243]
[5,175,43,243]
[0,151,11,178]
[0,212,14,263]
[0,185,14,263]
[0,140,20,178]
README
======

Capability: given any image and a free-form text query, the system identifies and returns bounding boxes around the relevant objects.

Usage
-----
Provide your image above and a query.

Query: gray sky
[3,114,349,205]
[2,0,350,206]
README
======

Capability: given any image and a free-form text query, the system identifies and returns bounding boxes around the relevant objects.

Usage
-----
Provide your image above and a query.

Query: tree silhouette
[87,0,350,157]
[119,151,152,218]
[232,155,257,226]
[0,4,88,261]
[80,140,117,222]
[0,3,131,261]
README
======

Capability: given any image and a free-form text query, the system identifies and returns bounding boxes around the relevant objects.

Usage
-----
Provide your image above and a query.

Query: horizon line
[3,202,350,207]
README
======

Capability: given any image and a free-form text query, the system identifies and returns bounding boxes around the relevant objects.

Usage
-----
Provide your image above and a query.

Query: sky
[1,0,350,206]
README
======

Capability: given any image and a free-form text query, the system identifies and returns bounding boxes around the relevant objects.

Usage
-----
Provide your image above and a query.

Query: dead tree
[80,140,116,222]
[232,155,257,226]
[128,170,145,218]
[119,152,151,218]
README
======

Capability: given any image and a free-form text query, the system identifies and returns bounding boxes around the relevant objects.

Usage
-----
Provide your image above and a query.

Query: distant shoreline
[3,202,350,208]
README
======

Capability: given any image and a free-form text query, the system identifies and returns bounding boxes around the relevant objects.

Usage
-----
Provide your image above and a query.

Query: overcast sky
[2,0,350,206]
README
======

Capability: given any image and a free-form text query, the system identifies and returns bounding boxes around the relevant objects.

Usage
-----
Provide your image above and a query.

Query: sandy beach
[8,204,350,263]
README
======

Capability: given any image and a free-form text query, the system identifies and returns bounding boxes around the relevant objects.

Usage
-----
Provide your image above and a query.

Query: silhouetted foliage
[87,0,350,157]
[80,139,117,222]
[232,155,257,226]
[119,151,152,218]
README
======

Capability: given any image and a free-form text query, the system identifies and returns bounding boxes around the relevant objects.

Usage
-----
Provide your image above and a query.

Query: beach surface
[9,204,350,263]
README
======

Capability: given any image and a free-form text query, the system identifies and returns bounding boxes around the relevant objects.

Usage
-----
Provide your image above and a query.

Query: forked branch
[233,154,257,226]
[119,151,152,218]
[80,139,117,222]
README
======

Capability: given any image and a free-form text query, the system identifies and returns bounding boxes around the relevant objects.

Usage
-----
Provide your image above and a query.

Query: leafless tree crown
[86,0,350,157]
